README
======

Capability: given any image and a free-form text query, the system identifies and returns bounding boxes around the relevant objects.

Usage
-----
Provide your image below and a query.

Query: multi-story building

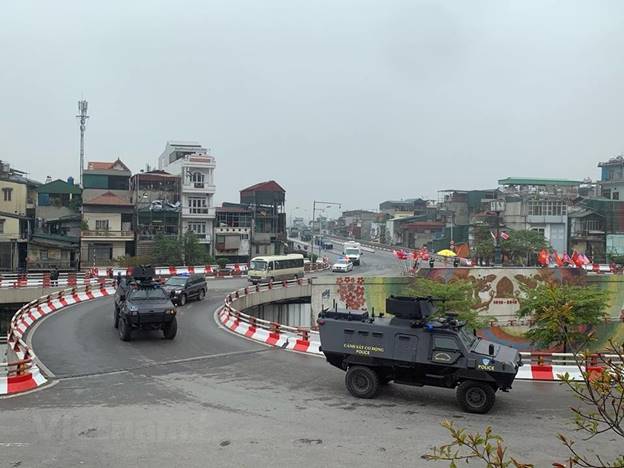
[379,199,427,216]
[239,181,286,256]
[0,162,39,270]
[214,203,253,262]
[498,177,584,253]
[130,170,181,257]
[30,178,82,270]
[80,160,134,266]
[158,141,215,254]
[598,155,624,200]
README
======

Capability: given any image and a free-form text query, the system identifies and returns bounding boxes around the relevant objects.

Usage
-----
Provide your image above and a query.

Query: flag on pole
[500,231,510,240]
[553,250,563,267]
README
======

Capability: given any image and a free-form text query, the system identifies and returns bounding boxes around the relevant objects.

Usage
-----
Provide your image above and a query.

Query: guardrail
[220,279,616,381]
[221,278,321,354]
[0,260,330,290]
[1,280,116,395]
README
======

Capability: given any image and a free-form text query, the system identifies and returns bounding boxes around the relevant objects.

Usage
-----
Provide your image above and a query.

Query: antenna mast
[77,100,89,187]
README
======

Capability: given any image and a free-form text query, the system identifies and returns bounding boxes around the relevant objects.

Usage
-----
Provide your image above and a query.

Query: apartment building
[80,159,134,266]
[158,141,215,254]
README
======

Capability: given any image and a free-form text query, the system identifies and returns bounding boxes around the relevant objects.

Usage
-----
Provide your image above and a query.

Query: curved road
[0,266,618,466]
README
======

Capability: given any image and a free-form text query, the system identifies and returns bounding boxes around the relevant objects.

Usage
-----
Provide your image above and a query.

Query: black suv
[114,268,177,341]
[162,274,207,306]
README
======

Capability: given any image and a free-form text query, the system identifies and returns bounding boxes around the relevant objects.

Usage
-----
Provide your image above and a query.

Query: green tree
[500,229,549,266]
[153,235,183,265]
[516,283,610,353]
[216,257,230,270]
[425,340,624,467]
[410,277,486,329]
[472,225,495,266]
[182,230,207,265]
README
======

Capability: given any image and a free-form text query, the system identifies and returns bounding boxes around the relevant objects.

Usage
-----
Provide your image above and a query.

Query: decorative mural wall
[313,268,624,352]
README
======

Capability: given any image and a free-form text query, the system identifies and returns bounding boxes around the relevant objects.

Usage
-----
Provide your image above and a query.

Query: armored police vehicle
[114,266,178,341]
[318,296,521,413]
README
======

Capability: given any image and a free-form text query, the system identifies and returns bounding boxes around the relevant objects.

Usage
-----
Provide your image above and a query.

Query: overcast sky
[2,1,624,218]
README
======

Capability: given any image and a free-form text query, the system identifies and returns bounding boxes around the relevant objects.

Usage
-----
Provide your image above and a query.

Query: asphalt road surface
[0,281,619,467]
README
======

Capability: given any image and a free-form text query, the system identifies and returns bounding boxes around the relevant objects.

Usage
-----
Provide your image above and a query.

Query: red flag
[562,252,571,264]
[412,250,421,260]
[571,251,583,268]
[500,231,510,240]
[553,250,563,267]
[537,249,549,266]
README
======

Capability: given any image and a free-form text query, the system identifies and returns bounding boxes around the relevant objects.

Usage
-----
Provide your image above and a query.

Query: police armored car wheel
[456,381,496,414]
[345,366,380,399]
[163,317,177,340]
[178,294,187,306]
[198,289,206,300]
[118,318,131,342]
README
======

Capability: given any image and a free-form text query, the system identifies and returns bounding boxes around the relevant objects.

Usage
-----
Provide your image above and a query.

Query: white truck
[343,241,362,266]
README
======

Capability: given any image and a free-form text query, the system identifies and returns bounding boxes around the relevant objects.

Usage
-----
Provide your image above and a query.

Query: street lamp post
[311,200,341,262]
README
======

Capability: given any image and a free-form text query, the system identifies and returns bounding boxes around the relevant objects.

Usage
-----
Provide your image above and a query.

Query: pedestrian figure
[50,266,59,286]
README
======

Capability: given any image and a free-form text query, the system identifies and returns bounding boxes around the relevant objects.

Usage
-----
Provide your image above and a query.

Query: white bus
[248,254,305,283]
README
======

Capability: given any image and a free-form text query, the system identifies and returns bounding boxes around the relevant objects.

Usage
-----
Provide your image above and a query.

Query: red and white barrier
[90,264,248,278]
[219,281,615,382]
[1,282,115,396]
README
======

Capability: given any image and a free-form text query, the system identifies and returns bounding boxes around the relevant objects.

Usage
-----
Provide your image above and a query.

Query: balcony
[81,230,134,241]
[182,182,216,194]
[182,207,215,219]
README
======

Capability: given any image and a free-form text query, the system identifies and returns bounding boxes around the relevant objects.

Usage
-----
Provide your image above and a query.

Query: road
[0,263,619,467]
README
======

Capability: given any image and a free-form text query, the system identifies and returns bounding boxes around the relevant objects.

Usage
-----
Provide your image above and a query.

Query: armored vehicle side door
[430,334,464,366]
[393,333,418,362]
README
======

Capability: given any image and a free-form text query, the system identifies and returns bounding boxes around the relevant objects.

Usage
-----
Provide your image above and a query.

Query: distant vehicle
[318,296,521,414]
[114,266,177,341]
[343,241,362,265]
[332,258,353,273]
[248,254,305,284]
[162,274,207,306]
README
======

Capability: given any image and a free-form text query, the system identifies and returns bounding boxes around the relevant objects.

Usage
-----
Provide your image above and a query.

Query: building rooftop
[86,159,131,173]
[240,180,286,193]
[83,191,132,206]
[598,155,624,167]
[35,179,82,195]
[498,177,583,187]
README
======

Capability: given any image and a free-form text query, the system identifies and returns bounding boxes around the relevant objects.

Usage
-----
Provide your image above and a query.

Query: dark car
[162,274,207,306]
[318,296,521,414]
[113,271,177,342]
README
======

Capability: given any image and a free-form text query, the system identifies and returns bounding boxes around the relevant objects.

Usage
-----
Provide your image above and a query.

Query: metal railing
[81,230,134,238]
[3,280,114,379]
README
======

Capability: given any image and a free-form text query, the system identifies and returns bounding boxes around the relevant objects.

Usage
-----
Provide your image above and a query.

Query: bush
[216,258,230,270]
[114,255,152,267]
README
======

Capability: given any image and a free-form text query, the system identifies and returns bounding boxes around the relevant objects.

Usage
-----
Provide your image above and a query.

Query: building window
[531,227,545,236]
[2,188,12,202]
[528,200,566,216]
[191,172,205,188]
[0,219,4,234]
[602,189,612,199]
[188,222,206,238]
[188,197,207,214]
[614,192,620,200]
[40,249,48,261]
[95,220,110,231]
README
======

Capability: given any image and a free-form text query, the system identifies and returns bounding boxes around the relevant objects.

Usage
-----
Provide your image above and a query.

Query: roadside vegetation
[424,282,622,467]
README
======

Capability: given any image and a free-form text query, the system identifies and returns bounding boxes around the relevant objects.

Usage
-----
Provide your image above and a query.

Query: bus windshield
[250,260,268,271]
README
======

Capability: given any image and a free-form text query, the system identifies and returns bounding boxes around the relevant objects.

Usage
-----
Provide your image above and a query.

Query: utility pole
[76,100,89,187]
[311,200,341,261]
